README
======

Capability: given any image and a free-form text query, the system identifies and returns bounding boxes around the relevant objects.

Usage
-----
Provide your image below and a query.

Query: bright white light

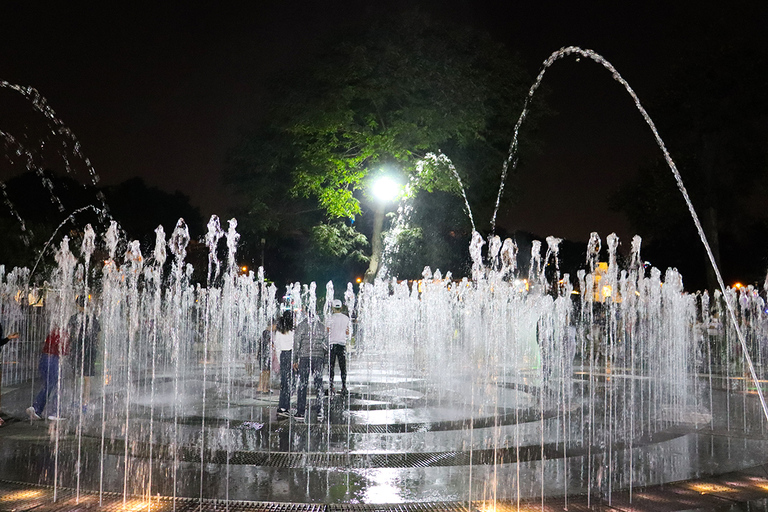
[372,176,400,202]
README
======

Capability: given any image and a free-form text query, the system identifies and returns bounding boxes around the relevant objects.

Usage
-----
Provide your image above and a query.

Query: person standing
[257,322,275,393]
[274,310,295,418]
[292,310,328,422]
[68,295,101,413]
[0,323,20,427]
[327,299,350,394]
[0,323,19,348]
[27,327,69,421]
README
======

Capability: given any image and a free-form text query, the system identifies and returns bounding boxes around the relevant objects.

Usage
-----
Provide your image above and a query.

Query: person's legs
[338,345,347,390]
[296,357,310,417]
[278,350,292,411]
[48,355,62,418]
[311,356,324,403]
[32,354,59,416]
[258,346,271,392]
[32,356,50,415]
[257,367,268,392]
[78,348,97,411]
[83,376,91,405]
[329,345,338,389]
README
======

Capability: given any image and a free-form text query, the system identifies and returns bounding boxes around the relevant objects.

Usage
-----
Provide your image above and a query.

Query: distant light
[356,277,362,284]
[372,176,400,202]
[734,282,744,289]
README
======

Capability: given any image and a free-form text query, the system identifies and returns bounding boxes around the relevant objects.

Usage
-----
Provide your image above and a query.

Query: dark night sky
[1,1,766,246]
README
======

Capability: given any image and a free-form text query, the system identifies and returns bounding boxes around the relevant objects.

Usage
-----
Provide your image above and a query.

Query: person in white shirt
[327,299,350,394]
[273,310,295,418]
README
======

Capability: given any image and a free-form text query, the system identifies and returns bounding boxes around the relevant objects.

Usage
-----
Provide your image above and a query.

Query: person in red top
[27,328,69,421]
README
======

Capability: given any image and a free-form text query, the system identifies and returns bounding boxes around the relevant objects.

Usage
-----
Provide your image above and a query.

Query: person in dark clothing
[0,322,19,348]
[0,323,19,427]
[274,310,295,418]
[292,312,328,422]
[257,323,274,393]
[68,295,101,412]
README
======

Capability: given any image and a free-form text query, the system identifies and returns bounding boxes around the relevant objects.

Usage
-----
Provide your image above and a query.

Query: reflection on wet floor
[1,365,768,505]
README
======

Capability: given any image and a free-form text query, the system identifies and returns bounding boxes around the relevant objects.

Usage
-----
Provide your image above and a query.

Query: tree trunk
[363,205,385,283]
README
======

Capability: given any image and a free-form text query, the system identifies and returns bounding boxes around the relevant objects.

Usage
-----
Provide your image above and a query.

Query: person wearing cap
[327,299,350,395]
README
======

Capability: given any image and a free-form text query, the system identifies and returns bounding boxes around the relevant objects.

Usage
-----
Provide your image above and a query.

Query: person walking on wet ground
[27,327,69,421]
[68,295,101,413]
[293,310,328,422]
[0,323,20,427]
[274,310,295,418]
[327,299,350,395]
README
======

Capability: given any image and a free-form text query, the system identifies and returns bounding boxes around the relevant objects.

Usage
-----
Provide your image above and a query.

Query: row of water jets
[1,47,768,506]
[1,219,767,504]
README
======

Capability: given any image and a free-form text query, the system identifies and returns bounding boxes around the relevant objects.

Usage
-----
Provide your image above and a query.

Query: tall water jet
[491,46,768,424]
[0,45,767,510]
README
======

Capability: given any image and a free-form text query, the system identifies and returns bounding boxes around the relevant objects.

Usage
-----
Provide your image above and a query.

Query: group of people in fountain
[255,299,352,422]
[16,294,350,424]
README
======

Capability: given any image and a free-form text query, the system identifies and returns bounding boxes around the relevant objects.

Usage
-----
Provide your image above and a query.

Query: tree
[0,170,105,274]
[101,177,204,252]
[0,172,206,282]
[226,11,543,283]
[611,40,768,291]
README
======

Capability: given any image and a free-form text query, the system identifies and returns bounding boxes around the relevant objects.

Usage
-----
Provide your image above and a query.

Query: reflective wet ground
[1,361,768,506]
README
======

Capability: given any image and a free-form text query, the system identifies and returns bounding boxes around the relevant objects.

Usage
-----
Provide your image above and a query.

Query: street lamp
[363,174,402,283]
[372,176,401,202]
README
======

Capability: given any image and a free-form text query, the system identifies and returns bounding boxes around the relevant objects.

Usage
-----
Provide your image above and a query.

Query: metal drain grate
[91,424,687,470]
[10,473,768,512]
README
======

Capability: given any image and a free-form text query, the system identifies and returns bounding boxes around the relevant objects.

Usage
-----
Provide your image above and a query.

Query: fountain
[1,48,768,510]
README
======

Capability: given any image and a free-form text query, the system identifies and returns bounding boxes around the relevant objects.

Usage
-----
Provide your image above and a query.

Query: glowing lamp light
[733,282,744,289]
[356,277,362,284]
[372,176,401,202]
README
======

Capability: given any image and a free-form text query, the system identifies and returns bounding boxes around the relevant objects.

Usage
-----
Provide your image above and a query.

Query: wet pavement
[2,362,768,510]
[3,466,768,511]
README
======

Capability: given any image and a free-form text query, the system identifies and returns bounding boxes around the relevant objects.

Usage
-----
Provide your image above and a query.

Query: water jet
[0,48,767,510]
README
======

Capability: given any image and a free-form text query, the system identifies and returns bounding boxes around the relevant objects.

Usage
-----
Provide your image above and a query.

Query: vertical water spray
[74,224,95,502]
[492,46,768,423]
[168,219,189,509]
[51,236,77,502]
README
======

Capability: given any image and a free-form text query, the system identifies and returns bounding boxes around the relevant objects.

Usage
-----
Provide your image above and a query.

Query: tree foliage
[0,172,204,276]
[226,11,542,283]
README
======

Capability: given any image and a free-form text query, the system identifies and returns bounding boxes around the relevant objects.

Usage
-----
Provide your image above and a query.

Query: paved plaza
[2,360,768,510]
